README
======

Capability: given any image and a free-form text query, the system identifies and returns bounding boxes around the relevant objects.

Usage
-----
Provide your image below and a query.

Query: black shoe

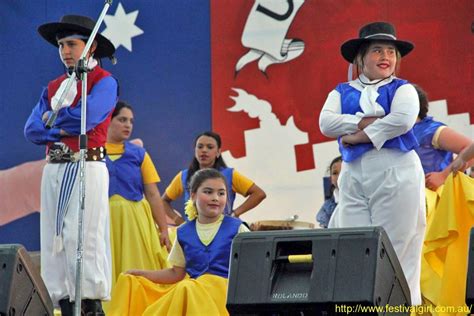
[59,298,74,316]
[81,299,104,316]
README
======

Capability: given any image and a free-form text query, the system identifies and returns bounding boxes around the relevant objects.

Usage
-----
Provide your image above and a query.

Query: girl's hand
[159,231,172,252]
[341,134,356,147]
[42,111,51,123]
[425,172,447,191]
[341,130,370,147]
[358,116,380,129]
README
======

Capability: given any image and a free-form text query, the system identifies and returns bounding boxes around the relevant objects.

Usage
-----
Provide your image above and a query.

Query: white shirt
[319,75,419,150]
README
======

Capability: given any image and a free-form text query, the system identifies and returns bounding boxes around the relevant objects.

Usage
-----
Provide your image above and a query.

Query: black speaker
[467,227,474,305]
[0,244,53,316]
[227,227,411,315]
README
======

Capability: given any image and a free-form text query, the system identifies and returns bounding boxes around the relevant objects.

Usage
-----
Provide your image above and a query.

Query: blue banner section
[0,213,41,251]
[0,1,211,249]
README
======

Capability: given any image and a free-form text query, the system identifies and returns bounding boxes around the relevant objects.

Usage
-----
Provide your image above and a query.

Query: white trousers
[329,148,426,305]
[40,161,111,306]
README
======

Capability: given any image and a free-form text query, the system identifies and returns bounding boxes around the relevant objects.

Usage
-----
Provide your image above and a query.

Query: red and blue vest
[47,66,113,152]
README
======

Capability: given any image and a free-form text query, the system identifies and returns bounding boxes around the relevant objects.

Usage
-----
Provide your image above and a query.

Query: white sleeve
[167,235,186,268]
[319,89,361,138]
[364,84,419,150]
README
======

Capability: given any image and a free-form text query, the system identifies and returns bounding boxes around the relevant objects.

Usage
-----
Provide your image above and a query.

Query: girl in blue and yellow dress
[105,101,170,289]
[162,131,266,225]
[412,84,473,192]
[107,168,249,315]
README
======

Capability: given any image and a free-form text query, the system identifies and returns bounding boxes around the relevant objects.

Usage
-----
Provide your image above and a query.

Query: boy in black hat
[319,21,425,305]
[24,15,118,315]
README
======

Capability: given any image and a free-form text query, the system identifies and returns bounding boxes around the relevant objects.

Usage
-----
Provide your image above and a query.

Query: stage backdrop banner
[210,0,474,225]
[0,0,473,249]
[0,1,211,250]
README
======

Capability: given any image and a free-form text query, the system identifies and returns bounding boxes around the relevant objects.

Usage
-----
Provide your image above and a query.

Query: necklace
[356,68,393,86]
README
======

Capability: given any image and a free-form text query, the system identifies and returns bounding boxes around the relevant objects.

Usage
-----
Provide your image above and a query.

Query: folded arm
[363,84,419,149]
[53,76,118,134]
[319,90,361,138]
[24,87,62,145]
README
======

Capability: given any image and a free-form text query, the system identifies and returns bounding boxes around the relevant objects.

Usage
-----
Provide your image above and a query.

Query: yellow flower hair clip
[184,199,198,221]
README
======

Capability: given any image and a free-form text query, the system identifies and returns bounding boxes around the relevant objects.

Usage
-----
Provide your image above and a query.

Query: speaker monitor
[0,244,53,316]
[227,227,411,315]
[467,227,474,305]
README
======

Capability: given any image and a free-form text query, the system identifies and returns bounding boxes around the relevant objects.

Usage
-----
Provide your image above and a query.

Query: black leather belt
[48,143,106,163]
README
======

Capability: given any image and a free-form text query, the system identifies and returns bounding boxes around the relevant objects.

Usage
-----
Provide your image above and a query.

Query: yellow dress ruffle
[107,273,229,315]
[109,195,170,286]
[420,173,474,315]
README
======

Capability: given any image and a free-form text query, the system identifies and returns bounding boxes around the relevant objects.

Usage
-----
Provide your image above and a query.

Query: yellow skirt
[107,273,229,315]
[420,173,474,315]
[109,195,170,286]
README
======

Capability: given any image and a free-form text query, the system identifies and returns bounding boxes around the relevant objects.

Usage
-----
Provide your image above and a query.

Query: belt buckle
[48,148,65,161]
[48,143,76,163]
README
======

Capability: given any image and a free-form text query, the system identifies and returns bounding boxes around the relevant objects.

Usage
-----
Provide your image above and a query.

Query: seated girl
[107,168,249,315]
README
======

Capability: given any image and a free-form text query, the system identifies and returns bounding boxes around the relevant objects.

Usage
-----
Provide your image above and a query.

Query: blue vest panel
[106,141,145,201]
[335,79,419,162]
[413,116,452,173]
[177,216,241,278]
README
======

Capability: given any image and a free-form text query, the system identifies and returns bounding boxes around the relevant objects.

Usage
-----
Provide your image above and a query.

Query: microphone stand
[70,2,113,315]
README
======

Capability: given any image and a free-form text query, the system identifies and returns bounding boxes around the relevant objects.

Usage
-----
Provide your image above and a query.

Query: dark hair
[328,156,342,174]
[189,168,228,195]
[112,100,133,119]
[186,131,228,187]
[328,156,342,194]
[412,84,429,120]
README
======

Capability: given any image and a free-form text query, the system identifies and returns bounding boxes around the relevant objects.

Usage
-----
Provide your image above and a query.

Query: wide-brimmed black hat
[340,22,414,63]
[38,15,115,59]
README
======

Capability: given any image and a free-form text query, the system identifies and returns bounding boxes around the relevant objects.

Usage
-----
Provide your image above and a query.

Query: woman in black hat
[24,15,118,315]
[319,22,425,305]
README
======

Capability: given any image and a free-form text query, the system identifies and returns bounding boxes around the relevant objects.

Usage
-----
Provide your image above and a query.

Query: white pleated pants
[329,148,426,305]
[40,161,111,307]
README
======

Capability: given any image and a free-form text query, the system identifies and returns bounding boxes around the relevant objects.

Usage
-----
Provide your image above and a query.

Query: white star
[102,2,144,52]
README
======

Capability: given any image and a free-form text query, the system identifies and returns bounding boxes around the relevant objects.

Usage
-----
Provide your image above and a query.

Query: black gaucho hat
[38,15,115,59]
[340,21,414,63]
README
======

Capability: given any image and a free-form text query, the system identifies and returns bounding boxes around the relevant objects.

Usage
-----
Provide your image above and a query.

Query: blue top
[335,79,419,162]
[316,195,337,228]
[181,167,236,216]
[24,75,118,145]
[106,141,146,201]
[413,116,452,174]
[177,216,242,279]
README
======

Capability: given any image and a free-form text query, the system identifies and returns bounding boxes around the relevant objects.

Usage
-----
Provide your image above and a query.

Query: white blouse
[319,75,419,150]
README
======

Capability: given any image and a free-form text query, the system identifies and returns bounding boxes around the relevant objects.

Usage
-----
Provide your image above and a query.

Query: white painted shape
[427,99,473,138]
[223,90,473,228]
[102,2,144,52]
[427,100,448,120]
